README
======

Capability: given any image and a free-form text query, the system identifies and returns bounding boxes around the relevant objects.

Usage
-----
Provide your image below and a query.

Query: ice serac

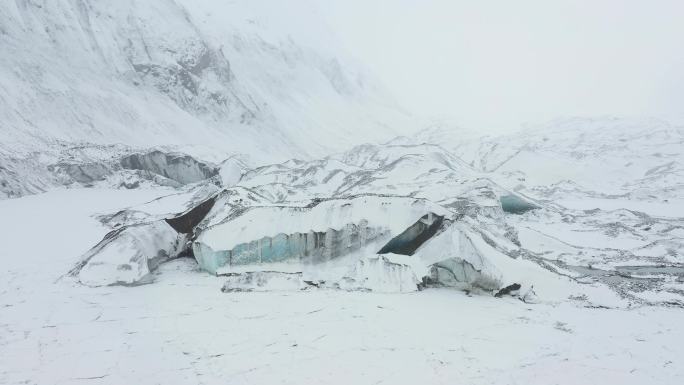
[74,221,187,287]
[120,151,219,185]
[191,188,525,293]
[0,144,224,198]
[193,195,448,276]
[182,143,550,294]
[414,223,504,291]
[69,141,615,300]
[214,222,388,269]
[342,255,422,293]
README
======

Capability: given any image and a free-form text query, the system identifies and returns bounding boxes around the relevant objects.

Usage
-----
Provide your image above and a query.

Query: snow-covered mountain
[0,0,412,198]
[417,117,684,205]
[2,3,684,383]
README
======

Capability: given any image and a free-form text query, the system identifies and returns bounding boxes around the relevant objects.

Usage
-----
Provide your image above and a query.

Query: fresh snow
[1,1,683,383]
[1,188,683,385]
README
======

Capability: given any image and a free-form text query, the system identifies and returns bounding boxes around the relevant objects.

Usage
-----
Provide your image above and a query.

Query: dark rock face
[165,196,217,234]
[495,283,522,297]
[378,213,444,256]
[120,151,218,184]
[68,221,187,287]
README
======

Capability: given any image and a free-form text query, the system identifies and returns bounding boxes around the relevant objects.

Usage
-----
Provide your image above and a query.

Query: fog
[321,0,684,132]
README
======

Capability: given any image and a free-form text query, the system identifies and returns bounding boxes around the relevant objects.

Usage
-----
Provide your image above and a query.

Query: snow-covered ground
[1,188,682,385]
[1,1,683,382]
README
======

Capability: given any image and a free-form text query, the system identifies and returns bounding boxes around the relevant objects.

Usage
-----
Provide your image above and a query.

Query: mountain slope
[418,117,684,204]
[0,0,413,198]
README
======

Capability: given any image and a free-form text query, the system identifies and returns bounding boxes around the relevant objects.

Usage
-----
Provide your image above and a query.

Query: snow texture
[1,0,683,383]
[0,189,682,385]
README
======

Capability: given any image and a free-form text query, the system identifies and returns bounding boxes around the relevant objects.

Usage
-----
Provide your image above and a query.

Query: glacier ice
[195,222,389,275]
[219,255,421,293]
[65,142,639,299]
[74,221,187,287]
[120,151,218,185]
[192,196,448,275]
[189,191,519,293]
[410,223,505,291]
[429,259,495,291]
[221,271,305,292]
[500,194,539,214]
[218,158,245,187]
[331,255,422,293]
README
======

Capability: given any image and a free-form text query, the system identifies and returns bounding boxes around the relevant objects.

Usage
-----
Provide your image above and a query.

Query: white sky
[320,0,684,132]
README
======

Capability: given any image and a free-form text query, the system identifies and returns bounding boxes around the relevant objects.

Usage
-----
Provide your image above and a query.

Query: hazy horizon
[322,0,684,132]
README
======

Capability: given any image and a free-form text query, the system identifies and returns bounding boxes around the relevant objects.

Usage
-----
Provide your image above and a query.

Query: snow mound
[75,221,187,287]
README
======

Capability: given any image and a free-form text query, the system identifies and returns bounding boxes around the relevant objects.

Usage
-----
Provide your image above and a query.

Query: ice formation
[499,194,539,214]
[120,151,219,185]
[188,190,525,293]
[74,221,187,287]
[64,136,684,303]
[66,143,568,296]
[218,158,245,187]
[192,196,448,274]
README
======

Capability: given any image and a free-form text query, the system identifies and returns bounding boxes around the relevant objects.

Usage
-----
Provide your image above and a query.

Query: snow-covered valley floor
[1,188,682,385]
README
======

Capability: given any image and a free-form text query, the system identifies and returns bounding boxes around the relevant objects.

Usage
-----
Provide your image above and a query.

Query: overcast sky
[321,0,684,132]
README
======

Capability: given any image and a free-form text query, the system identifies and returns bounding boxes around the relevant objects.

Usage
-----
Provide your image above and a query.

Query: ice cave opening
[377,212,445,255]
[500,194,539,214]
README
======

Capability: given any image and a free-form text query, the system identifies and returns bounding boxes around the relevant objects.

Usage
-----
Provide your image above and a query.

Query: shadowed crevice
[165,196,217,234]
[377,213,444,256]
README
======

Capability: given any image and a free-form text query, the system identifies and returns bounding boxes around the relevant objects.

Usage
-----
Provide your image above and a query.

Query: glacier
[49,133,681,308]
[1,1,683,383]
[57,142,613,300]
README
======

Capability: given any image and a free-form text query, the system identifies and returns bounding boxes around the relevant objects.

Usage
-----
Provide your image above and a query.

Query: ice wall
[120,151,218,185]
[413,224,504,291]
[193,195,449,273]
[194,221,390,274]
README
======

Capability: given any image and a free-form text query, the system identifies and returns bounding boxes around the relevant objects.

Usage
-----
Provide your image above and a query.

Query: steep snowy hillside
[0,0,411,198]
